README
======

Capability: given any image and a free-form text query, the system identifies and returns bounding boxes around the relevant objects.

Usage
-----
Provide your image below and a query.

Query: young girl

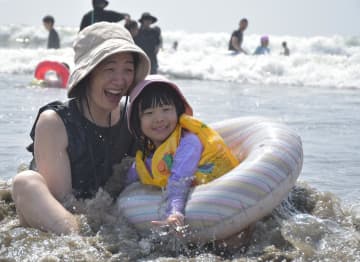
[126,75,239,227]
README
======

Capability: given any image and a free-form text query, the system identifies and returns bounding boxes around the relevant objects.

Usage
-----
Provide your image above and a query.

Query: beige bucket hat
[67,21,150,98]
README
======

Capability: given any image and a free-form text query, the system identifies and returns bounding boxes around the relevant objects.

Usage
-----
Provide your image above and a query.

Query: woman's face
[139,103,178,148]
[88,52,135,113]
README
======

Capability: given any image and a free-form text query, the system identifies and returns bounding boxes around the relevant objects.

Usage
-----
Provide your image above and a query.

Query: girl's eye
[143,110,153,115]
[126,67,134,73]
[162,106,174,112]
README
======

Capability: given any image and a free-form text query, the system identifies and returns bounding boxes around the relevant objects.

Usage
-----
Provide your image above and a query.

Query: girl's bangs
[138,84,176,112]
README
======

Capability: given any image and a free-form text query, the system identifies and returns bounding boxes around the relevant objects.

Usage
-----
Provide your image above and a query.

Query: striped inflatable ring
[117,117,303,242]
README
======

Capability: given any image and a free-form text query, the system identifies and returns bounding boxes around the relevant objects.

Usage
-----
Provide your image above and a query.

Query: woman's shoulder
[34,101,72,137]
[34,108,68,148]
[36,108,66,133]
[36,100,75,124]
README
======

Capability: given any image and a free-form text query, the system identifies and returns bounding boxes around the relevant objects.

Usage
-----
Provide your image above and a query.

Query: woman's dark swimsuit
[27,99,134,198]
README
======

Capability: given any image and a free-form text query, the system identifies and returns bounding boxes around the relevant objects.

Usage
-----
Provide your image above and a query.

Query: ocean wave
[0,24,359,89]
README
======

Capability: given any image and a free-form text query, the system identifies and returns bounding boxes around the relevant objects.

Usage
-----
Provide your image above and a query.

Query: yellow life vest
[135,114,239,188]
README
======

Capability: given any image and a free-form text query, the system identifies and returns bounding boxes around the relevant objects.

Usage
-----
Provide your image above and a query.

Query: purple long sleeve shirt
[126,131,203,217]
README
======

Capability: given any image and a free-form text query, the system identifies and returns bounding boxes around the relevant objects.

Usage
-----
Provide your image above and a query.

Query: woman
[11,22,150,235]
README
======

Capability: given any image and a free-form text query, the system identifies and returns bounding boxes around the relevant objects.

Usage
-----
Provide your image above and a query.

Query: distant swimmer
[80,0,129,31]
[228,18,248,54]
[42,15,60,49]
[172,41,178,51]
[281,41,290,56]
[254,35,270,55]
[135,12,162,74]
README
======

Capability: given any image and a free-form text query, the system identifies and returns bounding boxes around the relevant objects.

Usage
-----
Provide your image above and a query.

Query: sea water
[0,24,359,261]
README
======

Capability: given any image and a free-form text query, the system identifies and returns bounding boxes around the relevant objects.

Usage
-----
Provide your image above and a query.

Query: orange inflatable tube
[34,61,69,88]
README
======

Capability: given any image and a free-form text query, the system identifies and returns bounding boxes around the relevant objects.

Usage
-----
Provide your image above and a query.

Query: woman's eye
[104,67,115,72]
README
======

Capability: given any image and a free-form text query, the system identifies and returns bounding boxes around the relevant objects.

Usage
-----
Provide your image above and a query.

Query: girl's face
[139,103,178,148]
[88,52,135,114]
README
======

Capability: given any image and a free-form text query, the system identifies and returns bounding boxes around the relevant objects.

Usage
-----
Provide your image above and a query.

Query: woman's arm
[11,109,78,234]
[34,110,72,200]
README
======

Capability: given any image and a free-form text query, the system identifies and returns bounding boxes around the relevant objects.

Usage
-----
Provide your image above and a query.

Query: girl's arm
[165,131,203,217]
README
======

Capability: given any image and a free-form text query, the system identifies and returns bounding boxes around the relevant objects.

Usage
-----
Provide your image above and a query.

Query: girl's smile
[140,104,178,148]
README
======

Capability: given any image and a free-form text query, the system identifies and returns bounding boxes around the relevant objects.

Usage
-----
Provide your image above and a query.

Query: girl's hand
[151,212,184,227]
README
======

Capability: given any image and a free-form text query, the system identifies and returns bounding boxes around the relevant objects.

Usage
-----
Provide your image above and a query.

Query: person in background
[254,35,270,55]
[80,0,130,31]
[125,19,139,39]
[125,75,239,227]
[135,12,162,74]
[281,41,290,56]
[11,22,150,235]
[172,41,178,51]
[42,15,60,49]
[228,18,248,54]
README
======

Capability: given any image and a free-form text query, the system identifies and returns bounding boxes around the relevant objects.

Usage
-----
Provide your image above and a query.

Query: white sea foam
[0,24,359,89]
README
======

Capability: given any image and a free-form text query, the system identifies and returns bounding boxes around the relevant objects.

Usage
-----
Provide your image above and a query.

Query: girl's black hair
[130,82,185,153]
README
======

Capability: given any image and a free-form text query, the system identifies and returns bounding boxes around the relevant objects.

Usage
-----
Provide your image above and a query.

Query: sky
[0,0,359,36]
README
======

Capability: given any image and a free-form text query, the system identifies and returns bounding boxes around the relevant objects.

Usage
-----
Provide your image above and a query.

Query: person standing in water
[281,41,290,56]
[42,15,60,49]
[11,22,150,235]
[134,12,162,74]
[228,18,248,54]
[80,0,129,31]
[254,35,270,55]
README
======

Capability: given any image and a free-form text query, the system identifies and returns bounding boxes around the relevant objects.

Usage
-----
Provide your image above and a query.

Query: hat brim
[67,38,150,98]
[139,16,157,24]
[94,0,108,8]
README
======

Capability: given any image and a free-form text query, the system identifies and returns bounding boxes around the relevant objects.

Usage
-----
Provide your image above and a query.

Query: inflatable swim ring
[34,61,69,88]
[117,117,303,242]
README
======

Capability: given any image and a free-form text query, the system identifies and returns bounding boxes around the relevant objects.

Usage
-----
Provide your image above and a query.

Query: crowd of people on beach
[42,0,162,75]
[42,1,289,64]
[40,9,290,90]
